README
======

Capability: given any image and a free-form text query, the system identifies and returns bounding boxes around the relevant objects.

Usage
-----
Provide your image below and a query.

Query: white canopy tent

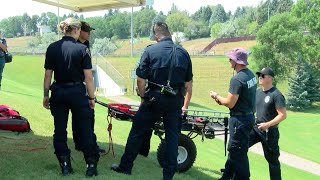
[32,0,145,12]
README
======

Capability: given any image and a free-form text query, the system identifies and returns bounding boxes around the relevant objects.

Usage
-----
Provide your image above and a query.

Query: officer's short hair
[153,22,170,37]
[58,17,81,34]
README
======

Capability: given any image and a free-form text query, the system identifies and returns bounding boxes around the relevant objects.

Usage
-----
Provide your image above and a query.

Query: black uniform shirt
[77,40,92,58]
[77,39,90,48]
[256,87,286,127]
[136,37,193,88]
[229,68,257,113]
[44,36,92,83]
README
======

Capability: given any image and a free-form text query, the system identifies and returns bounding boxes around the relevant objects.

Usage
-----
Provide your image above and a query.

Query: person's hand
[209,91,218,99]
[257,122,270,131]
[43,96,50,109]
[139,99,144,107]
[210,91,221,105]
[89,99,95,109]
[182,106,188,115]
[215,98,222,105]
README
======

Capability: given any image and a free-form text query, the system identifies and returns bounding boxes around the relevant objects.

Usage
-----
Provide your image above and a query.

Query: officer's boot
[56,155,73,176]
[85,157,98,177]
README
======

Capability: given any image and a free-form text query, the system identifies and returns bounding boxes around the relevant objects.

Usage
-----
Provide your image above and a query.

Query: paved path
[238,140,320,176]
[106,96,320,176]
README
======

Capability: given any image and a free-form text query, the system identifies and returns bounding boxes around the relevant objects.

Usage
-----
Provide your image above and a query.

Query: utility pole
[57,0,60,39]
[130,7,133,57]
[267,0,271,21]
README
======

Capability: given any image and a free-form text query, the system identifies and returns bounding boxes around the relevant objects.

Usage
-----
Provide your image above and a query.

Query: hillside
[6,36,256,55]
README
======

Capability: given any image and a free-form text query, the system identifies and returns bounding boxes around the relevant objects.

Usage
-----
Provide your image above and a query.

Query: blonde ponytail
[58,17,81,34]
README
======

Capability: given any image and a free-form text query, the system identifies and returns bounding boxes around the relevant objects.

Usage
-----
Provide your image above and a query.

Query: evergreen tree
[287,56,311,111]
[305,66,320,103]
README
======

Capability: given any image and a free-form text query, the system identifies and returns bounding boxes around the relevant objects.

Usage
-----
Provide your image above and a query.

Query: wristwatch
[88,96,95,100]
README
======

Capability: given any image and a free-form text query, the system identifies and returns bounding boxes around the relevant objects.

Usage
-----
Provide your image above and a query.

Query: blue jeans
[0,57,5,87]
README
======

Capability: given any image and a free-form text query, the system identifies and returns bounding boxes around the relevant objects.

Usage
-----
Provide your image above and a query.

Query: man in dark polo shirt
[72,21,106,154]
[210,48,257,180]
[111,22,193,180]
[250,67,286,180]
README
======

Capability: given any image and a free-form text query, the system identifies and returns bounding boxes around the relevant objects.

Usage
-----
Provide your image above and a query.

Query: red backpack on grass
[0,105,31,132]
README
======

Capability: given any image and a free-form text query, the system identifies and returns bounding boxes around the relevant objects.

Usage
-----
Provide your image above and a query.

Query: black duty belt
[149,88,183,96]
[230,112,254,116]
[55,81,83,86]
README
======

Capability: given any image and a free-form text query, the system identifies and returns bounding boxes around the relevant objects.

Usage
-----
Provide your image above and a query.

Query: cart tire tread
[157,134,197,172]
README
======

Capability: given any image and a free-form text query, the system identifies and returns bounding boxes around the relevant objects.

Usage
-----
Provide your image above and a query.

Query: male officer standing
[111,22,193,180]
[210,48,256,180]
[72,21,106,154]
[249,67,286,180]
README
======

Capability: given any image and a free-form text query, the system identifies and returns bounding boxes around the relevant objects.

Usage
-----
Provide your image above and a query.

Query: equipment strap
[167,44,177,86]
[105,112,115,157]
[148,44,177,87]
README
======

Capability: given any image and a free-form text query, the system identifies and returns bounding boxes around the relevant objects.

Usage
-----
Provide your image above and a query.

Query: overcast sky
[0,0,261,21]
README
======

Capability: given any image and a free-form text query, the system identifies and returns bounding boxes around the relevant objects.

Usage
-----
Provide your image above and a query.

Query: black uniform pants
[221,114,255,180]
[72,108,98,150]
[49,83,99,160]
[118,91,184,180]
[249,127,281,180]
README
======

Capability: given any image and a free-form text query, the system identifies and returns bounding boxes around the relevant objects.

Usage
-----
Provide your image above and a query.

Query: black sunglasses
[258,74,265,78]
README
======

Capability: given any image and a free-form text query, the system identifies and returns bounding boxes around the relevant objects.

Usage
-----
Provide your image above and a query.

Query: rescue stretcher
[96,100,229,172]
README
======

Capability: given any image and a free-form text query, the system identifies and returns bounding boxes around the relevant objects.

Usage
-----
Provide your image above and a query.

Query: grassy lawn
[106,55,320,163]
[0,56,319,179]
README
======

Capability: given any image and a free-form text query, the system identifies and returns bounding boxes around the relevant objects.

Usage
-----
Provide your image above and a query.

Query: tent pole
[130,7,133,57]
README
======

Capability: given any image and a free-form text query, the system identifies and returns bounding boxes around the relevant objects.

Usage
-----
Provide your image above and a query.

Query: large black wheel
[157,134,197,172]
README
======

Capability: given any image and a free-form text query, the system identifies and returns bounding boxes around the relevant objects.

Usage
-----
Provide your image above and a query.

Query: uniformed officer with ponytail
[43,17,99,177]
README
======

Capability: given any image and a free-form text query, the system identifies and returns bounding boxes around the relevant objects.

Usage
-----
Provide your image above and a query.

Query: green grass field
[106,56,320,163]
[0,56,319,179]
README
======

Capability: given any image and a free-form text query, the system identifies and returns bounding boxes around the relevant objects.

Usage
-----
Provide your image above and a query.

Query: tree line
[0,0,294,40]
[251,0,320,110]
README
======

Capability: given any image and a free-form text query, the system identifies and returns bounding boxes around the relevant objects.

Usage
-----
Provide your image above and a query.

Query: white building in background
[172,32,187,43]
[38,25,51,36]
[93,65,126,97]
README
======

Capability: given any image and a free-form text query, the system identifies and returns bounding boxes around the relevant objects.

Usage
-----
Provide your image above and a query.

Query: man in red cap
[249,67,286,180]
[72,21,106,154]
[210,48,257,180]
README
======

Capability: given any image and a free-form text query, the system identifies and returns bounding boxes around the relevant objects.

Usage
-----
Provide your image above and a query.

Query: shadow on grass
[1,89,40,98]
[289,104,320,115]
[189,102,212,110]
[0,131,219,180]
[304,103,320,114]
